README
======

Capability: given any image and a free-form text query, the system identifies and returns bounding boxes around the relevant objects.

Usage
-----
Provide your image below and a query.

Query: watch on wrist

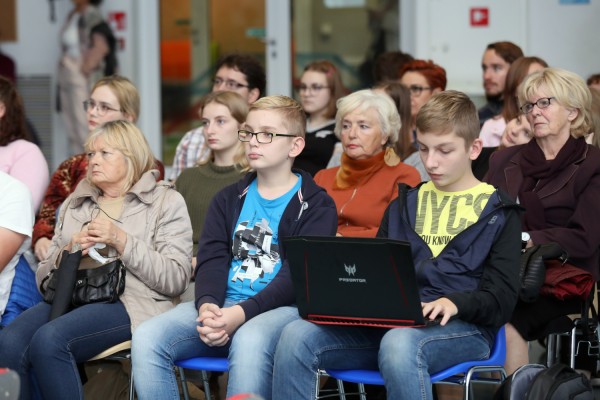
[521,232,531,249]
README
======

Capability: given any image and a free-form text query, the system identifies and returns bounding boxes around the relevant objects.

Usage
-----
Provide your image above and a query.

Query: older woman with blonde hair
[315,89,420,237]
[487,68,600,374]
[0,120,193,399]
[33,75,165,261]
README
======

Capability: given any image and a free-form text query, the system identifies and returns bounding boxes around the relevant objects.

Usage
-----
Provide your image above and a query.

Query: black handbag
[41,252,126,310]
[72,259,126,306]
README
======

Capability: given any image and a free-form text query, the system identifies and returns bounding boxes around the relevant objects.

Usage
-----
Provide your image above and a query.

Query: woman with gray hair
[487,67,600,374]
[0,120,193,399]
[314,89,420,237]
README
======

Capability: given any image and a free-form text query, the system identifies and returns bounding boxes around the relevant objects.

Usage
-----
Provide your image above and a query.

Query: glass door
[159,0,267,165]
[159,0,401,164]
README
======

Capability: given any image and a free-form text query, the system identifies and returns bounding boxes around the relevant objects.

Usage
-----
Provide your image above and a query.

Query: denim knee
[0,328,28,371]
[29,322,65,363]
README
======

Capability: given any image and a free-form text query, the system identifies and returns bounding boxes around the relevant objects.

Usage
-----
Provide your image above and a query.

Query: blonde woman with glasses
[33,75,165,262]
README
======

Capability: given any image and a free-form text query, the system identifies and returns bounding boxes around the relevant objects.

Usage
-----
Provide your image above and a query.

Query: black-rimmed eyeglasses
[213,78,249,90]
[407,85,432,96]
[520,97,555,114]
[238,129,297,144]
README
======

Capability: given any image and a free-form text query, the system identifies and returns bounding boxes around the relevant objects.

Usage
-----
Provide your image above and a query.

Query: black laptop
[284,236,433,329]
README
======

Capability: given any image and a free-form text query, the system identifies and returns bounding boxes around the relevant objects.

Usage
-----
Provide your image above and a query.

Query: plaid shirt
[169,126,211,181]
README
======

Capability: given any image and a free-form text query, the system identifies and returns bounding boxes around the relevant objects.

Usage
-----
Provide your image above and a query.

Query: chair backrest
[489,325,507,364]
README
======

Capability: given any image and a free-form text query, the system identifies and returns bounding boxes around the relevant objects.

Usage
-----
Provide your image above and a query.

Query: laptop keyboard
[307,315,443,329]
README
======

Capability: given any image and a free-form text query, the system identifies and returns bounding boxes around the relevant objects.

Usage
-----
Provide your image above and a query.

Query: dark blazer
[486,141,600,280]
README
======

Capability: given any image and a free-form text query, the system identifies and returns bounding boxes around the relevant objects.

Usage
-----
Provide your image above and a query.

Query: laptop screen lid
[284,236,427,328]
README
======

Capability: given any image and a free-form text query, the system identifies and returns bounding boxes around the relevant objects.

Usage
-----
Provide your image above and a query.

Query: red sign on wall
[470,7,489,27]
[108,12,127,31]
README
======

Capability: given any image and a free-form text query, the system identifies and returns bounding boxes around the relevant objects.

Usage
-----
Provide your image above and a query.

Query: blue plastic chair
[323,326,507,400]
[175,357,229,400]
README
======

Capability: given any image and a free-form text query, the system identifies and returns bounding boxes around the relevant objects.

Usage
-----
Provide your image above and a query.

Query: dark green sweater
[175,162,244,255]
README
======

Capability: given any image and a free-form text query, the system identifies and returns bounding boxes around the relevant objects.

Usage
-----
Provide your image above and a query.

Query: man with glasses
[478,41,523,127]
[169,54,266,180]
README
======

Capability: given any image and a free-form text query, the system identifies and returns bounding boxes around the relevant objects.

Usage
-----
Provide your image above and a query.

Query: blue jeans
[132,301,300,400]
[272,316,490,400]
[0,301,131,400]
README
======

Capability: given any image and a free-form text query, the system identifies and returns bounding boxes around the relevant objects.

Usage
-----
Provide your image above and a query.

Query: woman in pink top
[0,76,49,211]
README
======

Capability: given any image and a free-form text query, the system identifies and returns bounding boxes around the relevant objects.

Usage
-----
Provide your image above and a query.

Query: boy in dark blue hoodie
[132,96,337,400]
[272,91,521,399]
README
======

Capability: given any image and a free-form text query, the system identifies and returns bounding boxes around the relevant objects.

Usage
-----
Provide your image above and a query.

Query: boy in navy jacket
[132,96,337,399]
[272,91,521,399]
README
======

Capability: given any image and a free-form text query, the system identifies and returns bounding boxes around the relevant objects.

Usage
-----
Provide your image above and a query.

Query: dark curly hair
[0,76,30,146]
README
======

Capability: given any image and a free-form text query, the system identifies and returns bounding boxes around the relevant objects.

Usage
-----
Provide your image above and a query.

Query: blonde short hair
[519,68,592,138]
[416,90,479,146]
[85,120,155,194]
[334,89,400,146]
[249,95,306,139]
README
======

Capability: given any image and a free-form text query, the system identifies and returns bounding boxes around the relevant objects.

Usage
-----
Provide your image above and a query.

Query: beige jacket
[37,170,193,331]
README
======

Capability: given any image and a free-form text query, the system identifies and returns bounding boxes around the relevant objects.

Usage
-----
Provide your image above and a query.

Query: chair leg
[336,379,346,400]
[547,334,557,367]
[129,367,135,400]
[570,324,578,369]
[202,370,212,400]
[179,367,191,400]
[357,383,366,400]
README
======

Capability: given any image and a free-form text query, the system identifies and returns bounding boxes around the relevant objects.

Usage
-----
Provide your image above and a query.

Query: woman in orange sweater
[315,89,420,237]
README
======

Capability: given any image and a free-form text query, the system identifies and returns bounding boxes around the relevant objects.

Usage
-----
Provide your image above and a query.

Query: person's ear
[247,88,260,104]
[380,133,388,147]
[567,108,579,122]
[124,114,135,123]
[0,102,6,119]
[469,138,483,161]
[288,136,305,158]
[432,87,443,95]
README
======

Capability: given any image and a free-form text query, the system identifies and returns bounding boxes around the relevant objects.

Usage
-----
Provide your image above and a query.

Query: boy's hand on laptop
[421,298,458,326]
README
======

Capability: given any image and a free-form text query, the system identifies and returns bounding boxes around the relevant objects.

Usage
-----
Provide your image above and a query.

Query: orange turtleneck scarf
[314,150,420,237]
[334,151,386,189]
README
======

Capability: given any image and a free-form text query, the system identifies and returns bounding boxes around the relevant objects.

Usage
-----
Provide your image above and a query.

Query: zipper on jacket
[297,201,308,220]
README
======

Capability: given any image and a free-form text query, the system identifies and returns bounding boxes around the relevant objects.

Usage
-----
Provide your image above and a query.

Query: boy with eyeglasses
[132,96,338,400]
[169,54,266,180]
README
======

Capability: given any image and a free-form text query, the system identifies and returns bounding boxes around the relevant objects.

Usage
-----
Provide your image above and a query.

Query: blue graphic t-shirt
[226,174,302,302]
